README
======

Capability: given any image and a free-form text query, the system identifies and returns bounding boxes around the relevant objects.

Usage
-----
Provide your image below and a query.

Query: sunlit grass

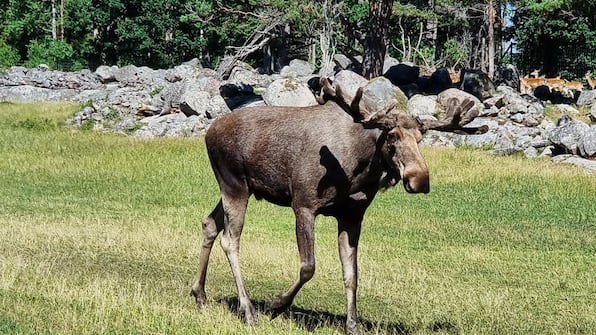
[0,102,594,334]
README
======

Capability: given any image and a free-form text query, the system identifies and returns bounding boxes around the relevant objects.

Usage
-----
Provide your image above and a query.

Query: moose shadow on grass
[219,297,458,334]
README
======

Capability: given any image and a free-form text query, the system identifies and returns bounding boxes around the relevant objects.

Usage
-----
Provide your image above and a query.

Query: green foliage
[25,38,74,70]
[0,40,20,68]
[513,0,595,77]
[442,38,469,69]
[0,0,593,75]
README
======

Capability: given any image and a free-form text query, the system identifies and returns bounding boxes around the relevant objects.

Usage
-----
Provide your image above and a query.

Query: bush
[25,38,74,70]
[0,40,21,68]
[443,38,469,69]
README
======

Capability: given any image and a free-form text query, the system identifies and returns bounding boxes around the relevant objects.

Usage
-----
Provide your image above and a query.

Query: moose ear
[388,126,403,140]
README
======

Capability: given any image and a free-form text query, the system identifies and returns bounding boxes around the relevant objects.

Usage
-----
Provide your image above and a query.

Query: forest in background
[0,0,594,80]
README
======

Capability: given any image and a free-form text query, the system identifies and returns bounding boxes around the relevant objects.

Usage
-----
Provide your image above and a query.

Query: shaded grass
[0,102,594,334]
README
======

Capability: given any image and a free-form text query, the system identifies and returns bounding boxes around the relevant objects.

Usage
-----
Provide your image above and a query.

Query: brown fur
[191,81,484,335]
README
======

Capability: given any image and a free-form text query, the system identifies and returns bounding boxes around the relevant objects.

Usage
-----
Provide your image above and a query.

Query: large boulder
[0,85,77,102]
[407,94,438,117]
[437,88,483,122]
[280,59,315,77]
[578,126,596,159]
[576,90,596,107]
[329,70,368,107]
[263,77,318,107]
[95,65,118,83]
[547,116,590,154]
[357,76,408,123]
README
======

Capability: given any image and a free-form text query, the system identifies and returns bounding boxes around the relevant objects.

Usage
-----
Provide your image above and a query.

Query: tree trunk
[362,0,393,79]
[51,0,57,40]
[487,0,496,79]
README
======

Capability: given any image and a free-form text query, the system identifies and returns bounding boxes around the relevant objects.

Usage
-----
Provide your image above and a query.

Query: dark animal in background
[191,78,487,335]
[417,68,453,95]
[459,69,496,101]
[383,63,420,86]
[494,64,520,91]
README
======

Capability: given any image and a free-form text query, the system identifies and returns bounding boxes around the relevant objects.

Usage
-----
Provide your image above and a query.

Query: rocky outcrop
[1,58,594,172]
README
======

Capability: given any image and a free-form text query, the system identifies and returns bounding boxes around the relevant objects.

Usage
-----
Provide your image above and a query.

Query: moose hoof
[345,318,360,335]
[268,296,290,319]
[240,303,258,325]
[190,289,208,307]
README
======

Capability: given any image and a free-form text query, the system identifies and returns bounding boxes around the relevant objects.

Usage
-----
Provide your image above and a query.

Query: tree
[362,0,393,79]
[511,0,596,78]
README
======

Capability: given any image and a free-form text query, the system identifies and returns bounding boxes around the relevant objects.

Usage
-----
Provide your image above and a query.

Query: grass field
[0,102,594,335]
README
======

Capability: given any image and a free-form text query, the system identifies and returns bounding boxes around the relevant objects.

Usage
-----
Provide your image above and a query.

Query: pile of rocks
[0,57,594,172]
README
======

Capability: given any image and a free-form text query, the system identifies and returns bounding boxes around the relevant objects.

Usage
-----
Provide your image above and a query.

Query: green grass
[0,102,595,335]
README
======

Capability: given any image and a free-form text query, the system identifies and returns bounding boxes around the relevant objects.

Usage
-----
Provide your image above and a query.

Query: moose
[190,75,487,335]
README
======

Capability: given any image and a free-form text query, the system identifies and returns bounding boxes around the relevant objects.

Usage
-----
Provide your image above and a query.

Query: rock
[551,154,596,173]
[180,90,230,119]
[95,65,118,83]
[262,77,318,107]
[134,113,206,138]
[524,146,539,158]
[437,88,484,122]
[0,85,77,102]
[357,77,408,122]
[553,104,580,115]
[547,118,590,154]
[329,70,368,107]
[493,131,518,155]
[333,54,353,70]
[227,64,271,89]
[407,94,437,117]
[578,126,596,158]
[280,59,315,77]
[576,90,596,107]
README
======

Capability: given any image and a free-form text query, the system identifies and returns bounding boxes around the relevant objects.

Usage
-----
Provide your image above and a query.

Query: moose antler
[418,97,488,135]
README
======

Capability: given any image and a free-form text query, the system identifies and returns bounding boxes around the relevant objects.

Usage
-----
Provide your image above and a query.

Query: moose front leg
[337,213,363,335]
[269,207,316,318]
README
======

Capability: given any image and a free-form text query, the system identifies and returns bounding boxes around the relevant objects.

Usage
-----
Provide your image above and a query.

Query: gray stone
[0,85,77,102]
[406,94,437,117]
[576,90,596,107]
[547,119,590,154]
[358,77,408,122]
[95,65,118,83]
[280,59,315,77]
[577,126,596,158]
[330,70,368,107]
[263,77,318,107]
[524,146,539,158]
[551,154,596,173]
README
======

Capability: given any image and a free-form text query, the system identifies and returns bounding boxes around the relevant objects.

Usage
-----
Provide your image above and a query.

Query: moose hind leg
[269,207,316,318]
[219,193,257,324]
[337,213,363,335]
[191,199,224,306]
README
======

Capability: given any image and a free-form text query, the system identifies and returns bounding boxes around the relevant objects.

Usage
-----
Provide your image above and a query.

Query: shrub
[0,40,21,68]
[25,38,74,70]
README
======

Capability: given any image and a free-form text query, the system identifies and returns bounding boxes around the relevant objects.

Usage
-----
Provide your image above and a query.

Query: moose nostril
[403,172,430,194]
